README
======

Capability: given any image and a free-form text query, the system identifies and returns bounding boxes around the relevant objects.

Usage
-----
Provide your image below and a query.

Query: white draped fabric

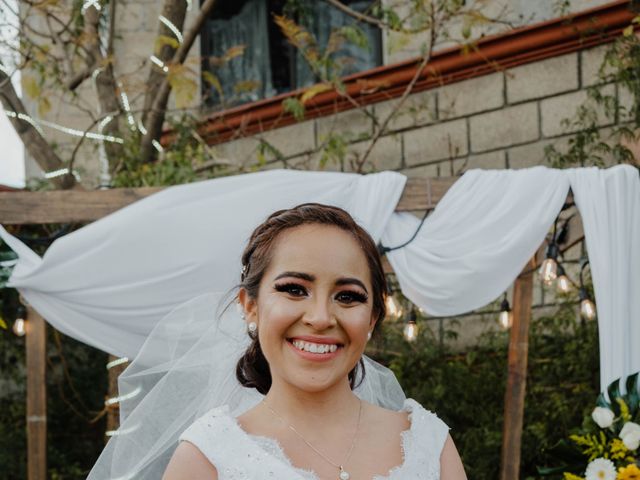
[0,165,638,390]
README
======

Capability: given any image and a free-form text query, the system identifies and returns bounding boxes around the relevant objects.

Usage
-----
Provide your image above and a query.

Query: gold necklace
[263,399,363,480]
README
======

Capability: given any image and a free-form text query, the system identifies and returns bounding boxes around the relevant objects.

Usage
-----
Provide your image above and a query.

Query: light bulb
[403,320,418,342]
[385,295,402,319]
[539,258,558,286]
[498,310,513,329]
[580,298,596,320]
[498,297,512,329]
[556,274,571,294]
[13,318,26,336]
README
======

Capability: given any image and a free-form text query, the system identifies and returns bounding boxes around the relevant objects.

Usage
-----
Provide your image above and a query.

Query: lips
[286,336,344,360]
[291,340,339,354]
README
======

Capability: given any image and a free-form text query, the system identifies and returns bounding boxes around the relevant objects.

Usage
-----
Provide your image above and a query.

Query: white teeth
[291,340,339,354]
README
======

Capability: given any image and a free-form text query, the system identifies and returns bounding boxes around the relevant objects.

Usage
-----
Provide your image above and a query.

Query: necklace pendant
[339,467,350,480]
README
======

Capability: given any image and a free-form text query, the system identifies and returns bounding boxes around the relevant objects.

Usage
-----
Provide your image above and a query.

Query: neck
[264,376,360,428]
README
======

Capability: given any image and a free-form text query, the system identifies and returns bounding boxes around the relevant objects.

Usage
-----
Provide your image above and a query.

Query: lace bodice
[179,398,450,479]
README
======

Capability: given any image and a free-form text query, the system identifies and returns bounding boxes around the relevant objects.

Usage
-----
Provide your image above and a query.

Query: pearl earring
[248,322,257,334]
[367,331,372,341]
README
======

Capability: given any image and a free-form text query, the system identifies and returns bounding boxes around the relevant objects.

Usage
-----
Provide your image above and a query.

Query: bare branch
[0,68,76,189]
[323,0,387,30]
[357,7,438,168]
[139,0,218,163]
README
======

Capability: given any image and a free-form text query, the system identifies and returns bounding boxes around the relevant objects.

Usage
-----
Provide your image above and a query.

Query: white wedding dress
[180,398,449,480]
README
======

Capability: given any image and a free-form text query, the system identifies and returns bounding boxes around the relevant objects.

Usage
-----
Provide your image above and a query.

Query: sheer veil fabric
[87,292,406,479]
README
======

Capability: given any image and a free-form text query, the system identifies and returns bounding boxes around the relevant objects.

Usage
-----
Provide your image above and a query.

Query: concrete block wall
[213,43,623,349]
[224,45,627,176]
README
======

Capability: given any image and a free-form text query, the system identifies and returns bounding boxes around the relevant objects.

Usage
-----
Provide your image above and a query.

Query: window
[200,0,382,109]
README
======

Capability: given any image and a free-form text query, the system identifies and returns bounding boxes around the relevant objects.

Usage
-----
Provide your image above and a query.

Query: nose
[303,298,336,331]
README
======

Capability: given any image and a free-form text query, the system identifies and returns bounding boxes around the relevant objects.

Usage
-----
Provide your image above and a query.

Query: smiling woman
[163,203,468,480]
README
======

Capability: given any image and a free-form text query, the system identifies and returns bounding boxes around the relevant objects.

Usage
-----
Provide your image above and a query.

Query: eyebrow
[274,272,368,293]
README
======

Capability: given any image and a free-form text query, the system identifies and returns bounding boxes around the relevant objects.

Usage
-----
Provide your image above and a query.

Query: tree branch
[0,68,76,189]
[141,0,188,125]
[139,0,218,164]
[357,7,437,169]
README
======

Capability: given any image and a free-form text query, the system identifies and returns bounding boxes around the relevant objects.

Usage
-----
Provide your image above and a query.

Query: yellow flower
[617,464,640,480]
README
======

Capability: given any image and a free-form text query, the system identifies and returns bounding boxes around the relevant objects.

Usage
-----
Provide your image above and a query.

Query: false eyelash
[336,291,368,303]
[274,282,307,295]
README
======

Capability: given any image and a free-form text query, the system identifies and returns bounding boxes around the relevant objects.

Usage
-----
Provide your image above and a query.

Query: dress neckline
[229,398,420,480]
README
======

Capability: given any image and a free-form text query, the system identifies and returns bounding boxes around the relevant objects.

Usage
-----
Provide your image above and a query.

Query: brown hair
[235,203,387,395]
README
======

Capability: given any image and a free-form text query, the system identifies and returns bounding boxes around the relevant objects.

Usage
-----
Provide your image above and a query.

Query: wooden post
[500,257,535,480]
[26,306,46,480]
[105,355,128,442]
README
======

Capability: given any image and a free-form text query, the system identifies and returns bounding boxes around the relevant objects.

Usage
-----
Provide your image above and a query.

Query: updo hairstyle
[235,203,387,395]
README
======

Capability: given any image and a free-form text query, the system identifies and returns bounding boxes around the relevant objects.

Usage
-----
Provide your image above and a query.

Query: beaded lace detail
[179,398,449,480]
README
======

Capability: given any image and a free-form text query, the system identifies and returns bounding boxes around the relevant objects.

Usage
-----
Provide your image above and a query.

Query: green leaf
[282,97,305,121]
[0,315,6,330]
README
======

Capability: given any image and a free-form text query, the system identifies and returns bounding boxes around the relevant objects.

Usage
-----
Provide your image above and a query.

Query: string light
[498,294,513,329]
[578,260,596,320]
[158,15,184,44]
[151,139,164,152]
[137,121,148,135]
[106,423,139,437]
[44,168,81,181]
[81,0,101,14]
[105,386,142,407]
[106,357,129,370]
[539,242,559,286]
[4,110,123,143]
[12,305,27,337]
[150,55,169,73]
[385,294,402,320]
[5,110,44,135]
[403,309,418,342]
[118,84,136,129]
[555,264,572,294]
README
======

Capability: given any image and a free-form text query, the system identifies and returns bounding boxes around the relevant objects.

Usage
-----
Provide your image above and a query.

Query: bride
[163,203,468,480]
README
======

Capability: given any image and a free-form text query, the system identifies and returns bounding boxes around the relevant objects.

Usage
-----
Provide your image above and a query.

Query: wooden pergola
[0,175,584,480]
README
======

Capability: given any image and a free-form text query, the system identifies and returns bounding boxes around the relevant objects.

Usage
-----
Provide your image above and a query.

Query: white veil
[87,291,406,479]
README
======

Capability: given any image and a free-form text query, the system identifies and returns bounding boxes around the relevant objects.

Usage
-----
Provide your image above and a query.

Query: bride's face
[246,224,375,394]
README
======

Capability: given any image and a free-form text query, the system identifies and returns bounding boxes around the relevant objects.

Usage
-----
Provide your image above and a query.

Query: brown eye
[275,283,307,297]
[335,291,368,304]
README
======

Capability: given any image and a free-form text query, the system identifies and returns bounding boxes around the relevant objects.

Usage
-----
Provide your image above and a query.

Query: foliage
[0,319,108,479]
[538,371,640,480]
[545,15,640,168]
[111,113,226,188]
[369,298,600,480]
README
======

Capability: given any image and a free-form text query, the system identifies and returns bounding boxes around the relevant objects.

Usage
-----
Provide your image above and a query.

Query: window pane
[201,0,274,108]
[295,1,382,89]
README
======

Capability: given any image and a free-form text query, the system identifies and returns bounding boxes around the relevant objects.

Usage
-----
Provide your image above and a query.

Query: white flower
[591,407,615,428]
[620,421,640,450]
[585,458,616,480]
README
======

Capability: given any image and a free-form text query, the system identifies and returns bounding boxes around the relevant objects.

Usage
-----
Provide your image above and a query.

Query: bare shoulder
[163,441,218,480]
[363,402,411,433]
[440,434,468,480]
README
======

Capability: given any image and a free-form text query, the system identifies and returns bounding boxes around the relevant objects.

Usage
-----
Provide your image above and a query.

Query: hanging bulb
[403,310,418,342]
[385,294,403,320]
[498,297,513,329]
[579,288,596,320]
[13,305,27,337]
[539,243,559,286]
[555,264,572,294]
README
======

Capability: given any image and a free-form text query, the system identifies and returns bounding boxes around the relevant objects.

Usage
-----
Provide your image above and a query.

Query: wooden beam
[26,306,46,480]
[0,177,458,224]
[500,257,535,480]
